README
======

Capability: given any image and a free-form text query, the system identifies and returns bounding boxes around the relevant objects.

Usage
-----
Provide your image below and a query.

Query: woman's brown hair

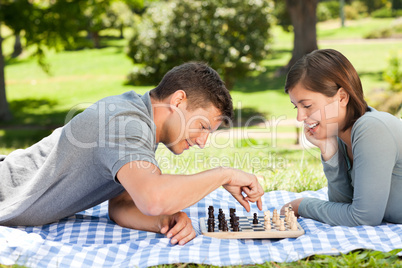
[284,49,369,132]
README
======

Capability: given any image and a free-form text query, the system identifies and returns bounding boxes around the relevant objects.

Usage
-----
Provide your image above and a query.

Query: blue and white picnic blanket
[1,187,402,267]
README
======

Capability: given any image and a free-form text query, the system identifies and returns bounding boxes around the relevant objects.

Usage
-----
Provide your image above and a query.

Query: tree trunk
[91,31,101,48]
[0,23,13,121]
[119,25,124,39]
[278,0,318,76]
[11,31,23,58]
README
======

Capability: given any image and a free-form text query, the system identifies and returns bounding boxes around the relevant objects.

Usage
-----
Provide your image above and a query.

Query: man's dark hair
[150,62,233,125]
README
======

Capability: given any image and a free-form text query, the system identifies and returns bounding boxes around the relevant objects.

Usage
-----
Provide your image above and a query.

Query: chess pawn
[264,220,271,230]
[279,219,286,231]
[273,209,277,218]
[264,210,270,219]
[290,219,298,231]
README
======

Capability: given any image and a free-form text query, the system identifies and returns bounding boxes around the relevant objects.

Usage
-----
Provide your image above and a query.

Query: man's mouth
[186,139,191,148]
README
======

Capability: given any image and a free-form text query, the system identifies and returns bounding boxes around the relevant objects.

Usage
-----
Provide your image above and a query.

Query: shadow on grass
[232,65,288,93]
[0,98,84,149]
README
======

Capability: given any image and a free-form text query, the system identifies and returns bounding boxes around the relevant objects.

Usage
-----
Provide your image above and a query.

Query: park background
[1,0,402,266]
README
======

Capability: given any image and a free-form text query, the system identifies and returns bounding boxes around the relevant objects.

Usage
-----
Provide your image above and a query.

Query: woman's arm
[299,116,397,226]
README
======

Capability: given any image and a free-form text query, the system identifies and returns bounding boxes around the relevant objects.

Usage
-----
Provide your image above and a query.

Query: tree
[127,0,274,89]
[274,0,318,76]
[0,0,143,122]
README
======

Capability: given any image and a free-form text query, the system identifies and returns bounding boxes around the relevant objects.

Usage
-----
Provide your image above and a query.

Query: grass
[1,17,402,267]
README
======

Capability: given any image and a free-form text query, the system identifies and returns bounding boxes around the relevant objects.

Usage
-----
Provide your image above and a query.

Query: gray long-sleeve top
[298,107,402,226]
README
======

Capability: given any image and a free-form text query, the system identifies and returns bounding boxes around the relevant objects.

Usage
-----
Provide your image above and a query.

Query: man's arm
[116,161,263,217]
[108,190,196,245]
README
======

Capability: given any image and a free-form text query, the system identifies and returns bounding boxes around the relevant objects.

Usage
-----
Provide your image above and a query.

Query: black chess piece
[253,213,259,224]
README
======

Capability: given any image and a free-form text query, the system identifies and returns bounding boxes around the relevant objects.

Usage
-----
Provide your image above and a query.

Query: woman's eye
[293,106,297,109]
[304,105,312,109]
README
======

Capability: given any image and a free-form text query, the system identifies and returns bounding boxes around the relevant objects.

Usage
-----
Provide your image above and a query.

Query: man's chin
[167,146,184,155]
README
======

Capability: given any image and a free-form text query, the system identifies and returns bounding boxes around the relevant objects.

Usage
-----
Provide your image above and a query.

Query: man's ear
[169,90,187,108]
[338,87,349,107]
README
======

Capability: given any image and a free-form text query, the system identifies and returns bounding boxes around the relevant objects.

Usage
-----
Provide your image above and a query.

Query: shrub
[344,1,368,20]
[364,27,393,38]
[371,7,394,17]
[317,1,340,21]
[383,51,402,92]
[127,0,274,89]
[370,51,402,117]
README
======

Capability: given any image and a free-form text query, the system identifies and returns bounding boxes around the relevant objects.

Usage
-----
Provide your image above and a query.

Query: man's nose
[196,132,209,149]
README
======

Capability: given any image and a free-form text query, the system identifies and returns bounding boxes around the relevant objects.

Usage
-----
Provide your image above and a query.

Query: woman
[282,48,402,226]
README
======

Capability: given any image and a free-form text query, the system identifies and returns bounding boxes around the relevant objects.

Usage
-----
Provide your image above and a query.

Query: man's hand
[109,191,196,245]
[222,168,264,212]
[280,198,304,217]
[158,212,196,245]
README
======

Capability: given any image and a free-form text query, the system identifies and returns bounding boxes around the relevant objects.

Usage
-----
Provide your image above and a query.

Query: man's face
[164,102,223,155]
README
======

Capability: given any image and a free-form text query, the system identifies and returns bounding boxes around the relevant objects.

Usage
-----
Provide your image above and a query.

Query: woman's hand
[304,126,338,161]
[158,212,196,245]
[280,198,304,217]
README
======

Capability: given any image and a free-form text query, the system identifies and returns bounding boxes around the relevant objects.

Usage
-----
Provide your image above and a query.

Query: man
[0,62,264,245]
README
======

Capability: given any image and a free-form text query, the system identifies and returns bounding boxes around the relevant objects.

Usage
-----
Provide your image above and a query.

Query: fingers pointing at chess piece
[222,169,264,212]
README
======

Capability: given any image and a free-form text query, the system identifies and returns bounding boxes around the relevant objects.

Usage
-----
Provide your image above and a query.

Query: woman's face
[288,82,347,140]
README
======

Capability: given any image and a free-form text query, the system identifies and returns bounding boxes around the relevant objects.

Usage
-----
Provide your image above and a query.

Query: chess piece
[253,213,258,224]
[264,210,270,218]
[290,219,298,231]
[264,219,271,230]
[279,219,285,231]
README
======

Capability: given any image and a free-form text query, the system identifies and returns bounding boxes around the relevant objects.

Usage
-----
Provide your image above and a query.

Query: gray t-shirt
[299,107,402,226]
[0,91,158,226]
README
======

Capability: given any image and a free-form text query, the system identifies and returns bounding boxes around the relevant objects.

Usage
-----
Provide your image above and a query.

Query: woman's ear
[338,87,350,107]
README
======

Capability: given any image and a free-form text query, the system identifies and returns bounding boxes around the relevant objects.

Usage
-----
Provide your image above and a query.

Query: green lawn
[1,17,402,267]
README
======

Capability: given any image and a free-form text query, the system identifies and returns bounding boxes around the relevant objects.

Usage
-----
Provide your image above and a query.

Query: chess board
[200,215,305,239]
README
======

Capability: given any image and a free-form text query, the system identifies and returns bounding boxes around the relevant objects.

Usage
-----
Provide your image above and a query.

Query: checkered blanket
[1,188,402,267]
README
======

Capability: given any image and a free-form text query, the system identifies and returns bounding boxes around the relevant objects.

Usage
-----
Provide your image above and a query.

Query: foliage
[317,1,340,22]
[369,50,402,116]
[364,17,402,38]
[126,0,274,89]
[344,1,369,19]
[383,51,402,92]
[371,6,394,17]
[272,0,292,32]
[359,0,389,13]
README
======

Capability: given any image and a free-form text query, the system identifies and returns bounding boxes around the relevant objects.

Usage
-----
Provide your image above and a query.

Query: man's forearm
[108,191,161,232]
[117,164,232,216]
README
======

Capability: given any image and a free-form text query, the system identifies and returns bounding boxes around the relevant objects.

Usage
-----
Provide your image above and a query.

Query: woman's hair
[284,49,369,132]
[150,62,233,125]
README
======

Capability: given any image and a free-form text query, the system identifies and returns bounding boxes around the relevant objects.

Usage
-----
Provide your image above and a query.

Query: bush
[127,0,274,89]
[317,1,340,21]
[364,27,393,38]
[371,7,394,17]
[383,51,402,92]
[344,1,369,20]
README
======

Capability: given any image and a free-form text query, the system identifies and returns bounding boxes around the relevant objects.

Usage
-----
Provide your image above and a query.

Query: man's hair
[150,62,233,125]
[284,49,369,132]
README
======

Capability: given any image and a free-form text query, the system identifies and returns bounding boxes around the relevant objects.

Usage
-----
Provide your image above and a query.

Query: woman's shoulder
[352,107,402,138]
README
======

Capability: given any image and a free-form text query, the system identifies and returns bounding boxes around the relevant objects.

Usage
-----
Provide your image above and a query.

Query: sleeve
[299,116,397,226]
[93,108,159,181]
[322,141,353,203]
